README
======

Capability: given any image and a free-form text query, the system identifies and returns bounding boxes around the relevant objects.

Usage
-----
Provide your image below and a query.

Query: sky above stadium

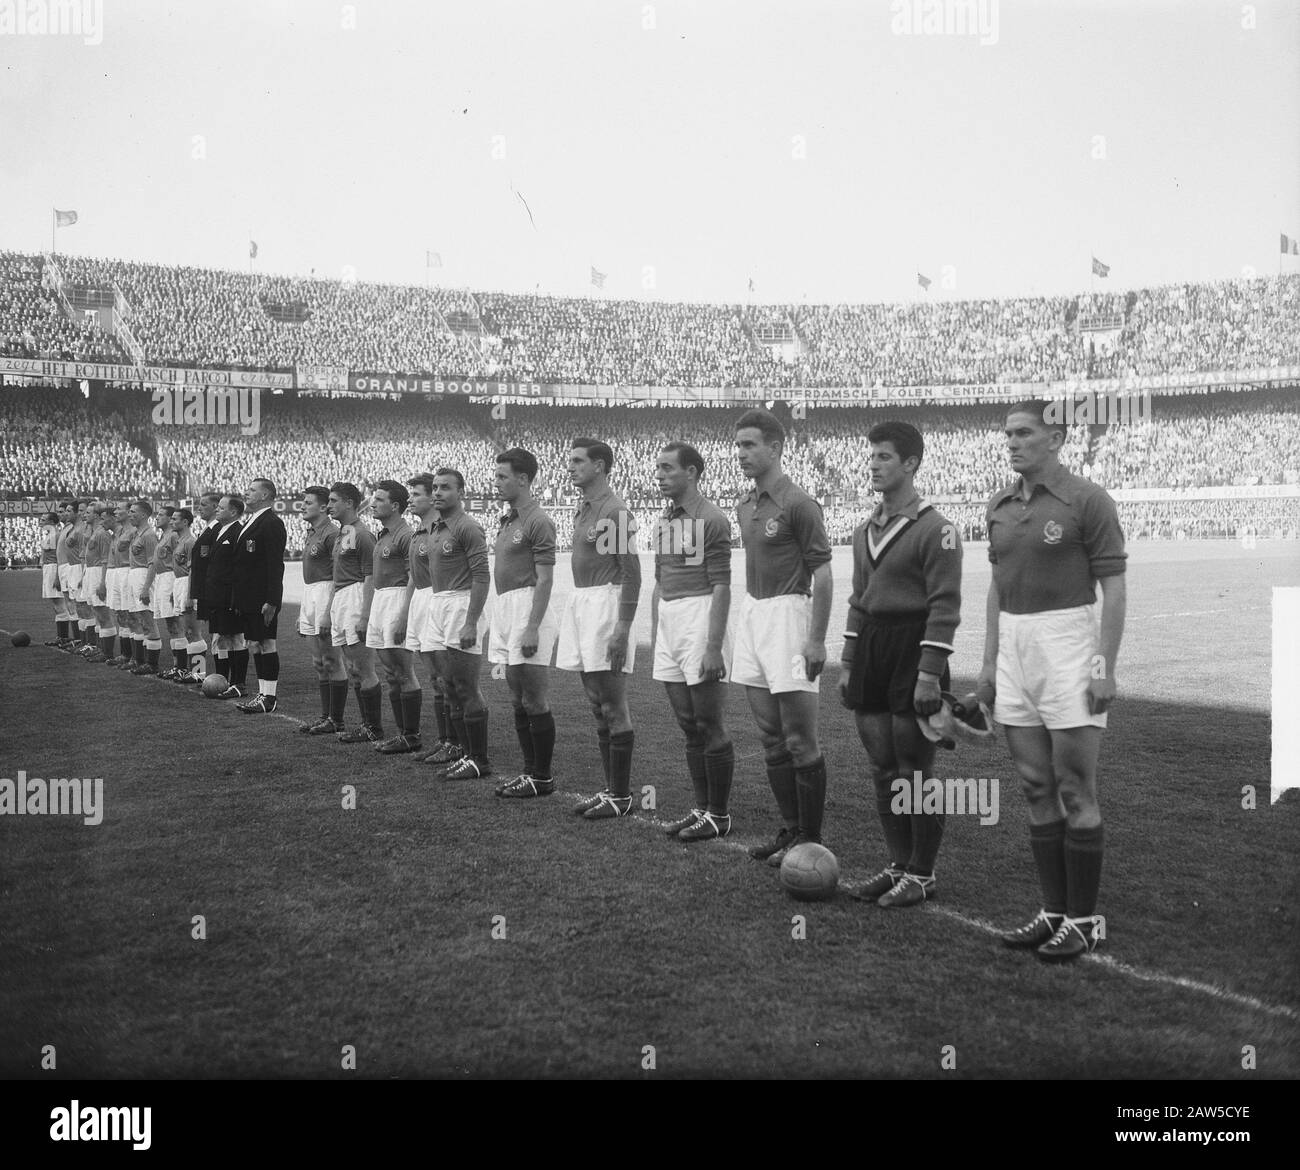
[2,0,1298,305]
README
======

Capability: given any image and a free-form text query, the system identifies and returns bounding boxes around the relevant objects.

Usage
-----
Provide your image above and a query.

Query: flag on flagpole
[1091,256,1110,278]
[1282,233,1300,256]
[748,277,755,293]
[249,240,258,260]
[54,209,78,228]
[917,272,931,290]
[426,251,443,268]
[590,266,606,290]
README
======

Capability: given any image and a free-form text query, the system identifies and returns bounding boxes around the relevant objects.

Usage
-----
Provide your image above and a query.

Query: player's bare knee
[782,728,814,761]
[699,721,729,753]
[676,713,701,740]
[1017,770,1055,803]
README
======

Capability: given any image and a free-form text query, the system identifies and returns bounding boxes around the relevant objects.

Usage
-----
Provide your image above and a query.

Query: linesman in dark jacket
[232,477,288,714]
[187,491,222,678]
[206,494,246,698]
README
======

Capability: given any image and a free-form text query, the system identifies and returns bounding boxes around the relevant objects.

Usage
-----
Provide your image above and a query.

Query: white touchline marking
[553,793,1300,1023]
[1083,955,1299,1022]
[171,685,1300,1025]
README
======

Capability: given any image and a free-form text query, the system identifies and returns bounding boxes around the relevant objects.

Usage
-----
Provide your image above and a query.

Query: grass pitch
[1,541,1297,1079]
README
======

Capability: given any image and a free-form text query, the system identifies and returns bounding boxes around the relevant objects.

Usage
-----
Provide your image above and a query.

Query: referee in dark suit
[206,494,246,697]
[232,477,288,714]
[188,491,222,679]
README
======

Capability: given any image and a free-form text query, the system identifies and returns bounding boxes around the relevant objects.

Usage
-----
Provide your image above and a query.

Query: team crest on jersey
[245,539,256,552]
[309,543,320,557]
[416,540,428,557]
[442,540,455,554]
[380,543,392,558]
[199,546,209,558]
[1042,520,1063,545]
[511,529,524,544]
[764,518,780,538]
[585,525,599,543]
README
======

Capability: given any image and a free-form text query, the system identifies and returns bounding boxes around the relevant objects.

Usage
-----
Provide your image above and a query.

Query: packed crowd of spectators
[1118,499,1298,540]
[795,295,1082,387]
[2,383,1298,563]
[5,250,1297,389]
[0,385,169,497]
[476,294,787,388]
[49,255,487,374]
[0,252,127,363]
[1086,390,1300,488]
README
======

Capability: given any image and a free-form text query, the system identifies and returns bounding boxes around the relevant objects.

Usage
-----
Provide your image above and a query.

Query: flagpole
[51,209,55,257]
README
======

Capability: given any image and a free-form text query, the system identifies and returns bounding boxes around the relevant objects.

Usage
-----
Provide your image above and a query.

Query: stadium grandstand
[1,249,1298,566]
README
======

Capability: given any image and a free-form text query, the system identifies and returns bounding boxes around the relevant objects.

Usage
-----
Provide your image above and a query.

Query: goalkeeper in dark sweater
[839,421,963,908]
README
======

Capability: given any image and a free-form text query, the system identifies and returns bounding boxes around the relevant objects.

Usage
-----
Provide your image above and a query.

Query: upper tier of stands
[3,250,1296,387]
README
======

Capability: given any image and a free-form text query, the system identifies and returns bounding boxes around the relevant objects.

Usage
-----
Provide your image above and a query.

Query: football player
[83,503,116,663]
[405,474,453,761]
[489,449,560,799]
[327,482,383,742]
[39,510,63,645]
[50,501,75,648]
[139,505,179,676]
[125,500,159,673]
[368,480,423,754]
[981,401,1126,962]
[561,438,642,820]
[840,422,962,907]
[104,502,134,666]
[423,468,491,779]
[651,442,736,840]
[297,487,346,732]
[63,501,91,650]
[733,409,834,867]
[170,508,204,682]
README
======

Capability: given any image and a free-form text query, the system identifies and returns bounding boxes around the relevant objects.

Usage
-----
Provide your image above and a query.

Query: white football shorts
[488,585,558,667]
[298,579,335,636]
[653,592,732,685]
[730,592,818,694]
[81,566,105,605]
[556,582,635,674]
[426,589,486,655]
[329,581,366,648]
[365,586,410,650]
[107,567,130,610]
[995,605,1108,730]
[404,587,435,652]
[171,574,192,612]
[128,566,151,613]
[151,571,178,619]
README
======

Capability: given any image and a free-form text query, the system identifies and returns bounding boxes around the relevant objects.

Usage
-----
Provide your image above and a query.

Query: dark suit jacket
[230,508,287,613]
[205,521,242,609]
[190,522,220,599]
